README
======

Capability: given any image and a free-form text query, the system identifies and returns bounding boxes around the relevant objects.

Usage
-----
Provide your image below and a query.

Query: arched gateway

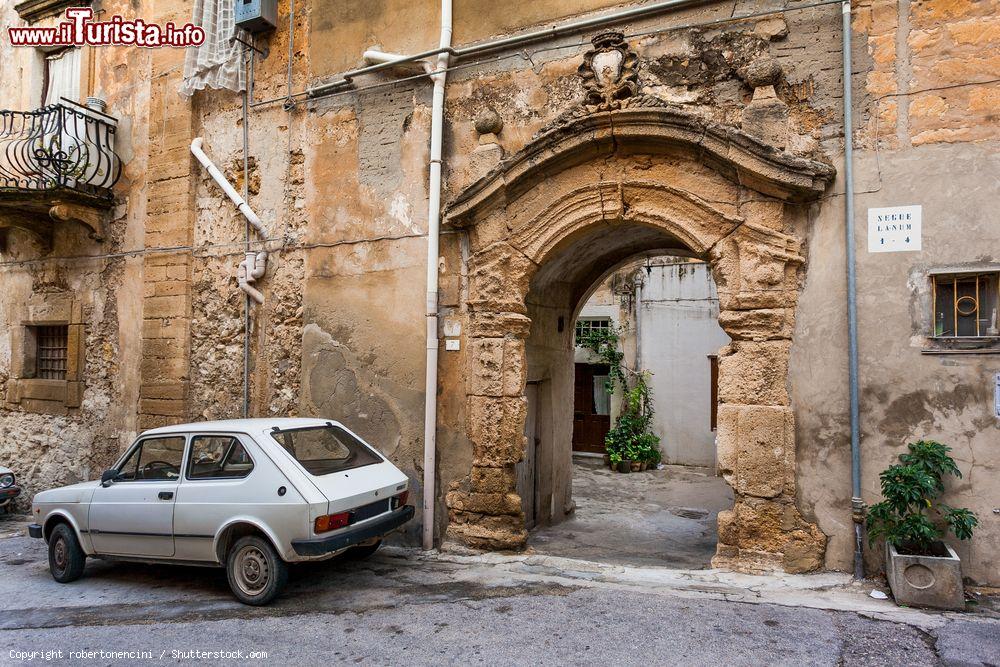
[442,34,836,574]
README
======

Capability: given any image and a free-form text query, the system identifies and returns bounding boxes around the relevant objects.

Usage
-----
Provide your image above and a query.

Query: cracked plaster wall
[0,0,148,509]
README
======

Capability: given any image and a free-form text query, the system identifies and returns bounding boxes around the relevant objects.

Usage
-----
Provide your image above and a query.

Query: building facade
[576,258,731,467]
[1,0,997,583]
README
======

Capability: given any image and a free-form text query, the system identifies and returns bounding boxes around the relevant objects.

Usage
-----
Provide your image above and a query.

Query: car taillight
[392,490,409,509]
[314,511,351,534]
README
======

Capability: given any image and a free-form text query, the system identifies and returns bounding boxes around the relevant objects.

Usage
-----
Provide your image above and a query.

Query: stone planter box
[885,542,964,610]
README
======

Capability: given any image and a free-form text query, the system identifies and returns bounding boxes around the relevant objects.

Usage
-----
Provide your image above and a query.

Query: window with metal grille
[575,317,611,345]
[933,273,1000,338]
[32,325,69,379]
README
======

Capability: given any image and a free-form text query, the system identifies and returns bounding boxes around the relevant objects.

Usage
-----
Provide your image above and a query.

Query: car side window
[116,437,185,482]
[187,435,254,480]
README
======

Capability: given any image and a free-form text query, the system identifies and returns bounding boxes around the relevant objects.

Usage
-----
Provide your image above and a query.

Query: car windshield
[270,425,382,476]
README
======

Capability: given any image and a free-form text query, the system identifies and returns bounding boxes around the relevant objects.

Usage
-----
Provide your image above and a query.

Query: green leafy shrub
[579,327,626,395]
[579,325,660,465]
[866,440,978,556]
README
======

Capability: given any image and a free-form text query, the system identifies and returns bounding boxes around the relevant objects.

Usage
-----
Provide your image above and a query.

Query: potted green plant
[636,433,661,471]
[866,440,978,610]
[581,326,661,477]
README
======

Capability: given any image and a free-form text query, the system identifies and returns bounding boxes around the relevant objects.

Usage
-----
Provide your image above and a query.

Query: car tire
[345,539,382,560]
[226,535,288,606]
[48,523,86,583]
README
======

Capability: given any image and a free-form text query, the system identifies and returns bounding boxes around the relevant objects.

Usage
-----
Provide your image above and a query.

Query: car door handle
[158,491,174,500]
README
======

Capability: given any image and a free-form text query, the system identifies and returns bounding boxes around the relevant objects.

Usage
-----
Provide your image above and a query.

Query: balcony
[0,99,121,250]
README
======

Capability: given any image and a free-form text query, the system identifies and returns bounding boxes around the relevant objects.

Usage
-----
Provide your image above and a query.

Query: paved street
[531,459,732,569]
[1,516,998,666]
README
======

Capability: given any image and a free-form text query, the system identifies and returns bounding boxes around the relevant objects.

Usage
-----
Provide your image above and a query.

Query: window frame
[923,267,1000,355]
[30,324,69,380]
[112,435,189,484]
[8,293,86,412]
[574,317,612,346]
[930,271,1000,340]
[185,433,256,482]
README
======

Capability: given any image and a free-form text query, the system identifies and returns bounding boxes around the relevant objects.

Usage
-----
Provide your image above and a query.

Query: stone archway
[442,35,835,574]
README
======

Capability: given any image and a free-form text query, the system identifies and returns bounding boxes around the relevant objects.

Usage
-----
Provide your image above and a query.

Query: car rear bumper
[291,505,414,557]
[28,523,43,539]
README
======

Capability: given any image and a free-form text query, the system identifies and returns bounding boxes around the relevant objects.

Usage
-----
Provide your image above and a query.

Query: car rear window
[270,425,382,476]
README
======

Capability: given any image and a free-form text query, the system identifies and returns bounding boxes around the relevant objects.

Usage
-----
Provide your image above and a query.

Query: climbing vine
[579,325,661,467]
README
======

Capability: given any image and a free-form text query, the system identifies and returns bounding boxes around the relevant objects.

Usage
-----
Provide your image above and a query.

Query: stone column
[710,220,826,574]
[445,242,534,550]
[138,0,195,430]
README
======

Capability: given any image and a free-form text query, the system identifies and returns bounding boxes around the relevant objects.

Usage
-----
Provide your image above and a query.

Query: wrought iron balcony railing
[0,99,121,204]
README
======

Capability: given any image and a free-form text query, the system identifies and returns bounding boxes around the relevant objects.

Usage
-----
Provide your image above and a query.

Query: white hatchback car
[28,418,413,605]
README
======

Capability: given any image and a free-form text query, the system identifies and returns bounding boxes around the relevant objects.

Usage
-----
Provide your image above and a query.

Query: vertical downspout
[422,0,453,551]
[242,45,254,419]
[841,0,864,580]
[634,278,643,374]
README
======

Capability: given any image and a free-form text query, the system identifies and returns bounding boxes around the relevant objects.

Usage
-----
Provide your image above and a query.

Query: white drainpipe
[362,1,452,551]
[634,277,643,374]
[190,137,270,304]
[362,50,434,75]
[421,0,452,552]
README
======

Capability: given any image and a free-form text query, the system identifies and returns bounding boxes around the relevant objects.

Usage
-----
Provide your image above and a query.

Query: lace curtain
[179,0,246,96]
[44,48,81,105]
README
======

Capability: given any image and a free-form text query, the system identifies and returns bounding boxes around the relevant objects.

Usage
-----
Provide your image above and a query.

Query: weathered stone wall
[0,0,150,508]
[138,0,198,431]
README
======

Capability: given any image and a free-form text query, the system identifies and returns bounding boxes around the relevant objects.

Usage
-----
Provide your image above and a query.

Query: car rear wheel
[48,523,86,583]
[345,539,382,560]
[226,535,288,606]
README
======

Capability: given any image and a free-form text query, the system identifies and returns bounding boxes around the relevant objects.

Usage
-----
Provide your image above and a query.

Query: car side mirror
[101,469,118,486]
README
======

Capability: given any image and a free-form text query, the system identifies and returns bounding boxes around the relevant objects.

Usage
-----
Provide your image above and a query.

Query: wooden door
[572,363,611,454]
[517,382,538,529]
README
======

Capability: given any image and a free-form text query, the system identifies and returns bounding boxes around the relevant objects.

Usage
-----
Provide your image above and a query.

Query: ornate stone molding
[445,107,835,228]
[49,201,105,241]
[539,31,674,134]
[442,29,835,573]
[0,200,107,253]
[579,30,640,109]
[445,31,833,227]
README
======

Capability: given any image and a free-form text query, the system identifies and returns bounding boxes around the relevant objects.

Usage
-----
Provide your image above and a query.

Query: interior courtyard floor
[528,456,734,569]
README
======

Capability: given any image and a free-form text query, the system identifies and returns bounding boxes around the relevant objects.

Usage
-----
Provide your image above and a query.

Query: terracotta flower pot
[630,461,642,472]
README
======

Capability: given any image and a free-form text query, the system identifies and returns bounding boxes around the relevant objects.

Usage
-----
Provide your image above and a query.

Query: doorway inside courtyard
[524,255,734,569]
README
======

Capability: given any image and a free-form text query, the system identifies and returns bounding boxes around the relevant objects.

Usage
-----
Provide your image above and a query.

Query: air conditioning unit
[235,0,277,33]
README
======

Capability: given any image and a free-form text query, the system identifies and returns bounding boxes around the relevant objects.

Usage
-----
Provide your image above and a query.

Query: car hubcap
[234,546,269,596]
[53,538,66,572]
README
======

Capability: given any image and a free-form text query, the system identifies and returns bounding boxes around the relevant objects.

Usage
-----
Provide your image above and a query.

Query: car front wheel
[48,523,86,583]
[226,535,288,606]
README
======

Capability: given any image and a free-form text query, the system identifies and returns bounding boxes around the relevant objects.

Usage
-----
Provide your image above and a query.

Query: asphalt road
[0,517,997,666]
